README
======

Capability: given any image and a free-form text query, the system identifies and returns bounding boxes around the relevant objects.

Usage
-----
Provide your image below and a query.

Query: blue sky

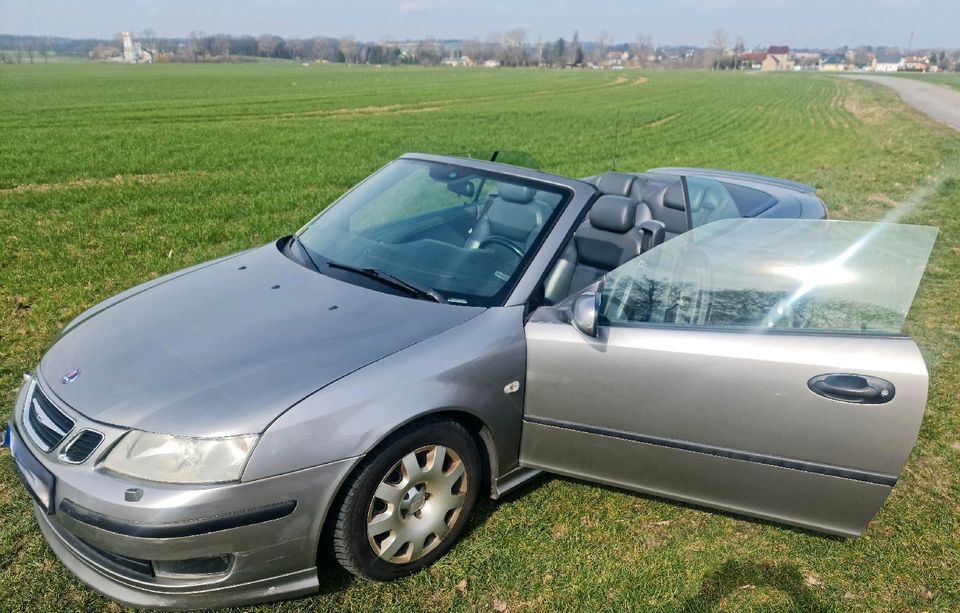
[1,0,957,48]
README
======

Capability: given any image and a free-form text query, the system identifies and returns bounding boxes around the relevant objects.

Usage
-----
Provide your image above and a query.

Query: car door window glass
[684,176,741,229]
[599,218,937,335]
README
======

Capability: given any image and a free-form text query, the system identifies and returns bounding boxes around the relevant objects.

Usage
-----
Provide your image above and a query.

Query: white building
[873,53,903,72]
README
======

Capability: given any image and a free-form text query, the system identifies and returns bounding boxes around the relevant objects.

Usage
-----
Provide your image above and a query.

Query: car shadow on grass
[673,559,831,613]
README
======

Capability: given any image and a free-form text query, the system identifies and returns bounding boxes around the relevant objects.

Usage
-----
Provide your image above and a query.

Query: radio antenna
[611,110,621,171]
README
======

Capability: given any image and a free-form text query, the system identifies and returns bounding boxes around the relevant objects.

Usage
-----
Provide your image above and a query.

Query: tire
[330,418,482,581]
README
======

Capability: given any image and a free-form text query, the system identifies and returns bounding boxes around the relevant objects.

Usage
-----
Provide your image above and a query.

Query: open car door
[520,218,937,537]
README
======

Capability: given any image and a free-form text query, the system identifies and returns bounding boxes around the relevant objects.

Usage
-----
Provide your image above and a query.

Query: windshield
[600,218,937,335]
[297,159,570,306]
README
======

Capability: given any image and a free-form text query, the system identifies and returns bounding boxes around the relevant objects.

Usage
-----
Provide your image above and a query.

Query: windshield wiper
[326,260,446,304]
[291,235,322,272]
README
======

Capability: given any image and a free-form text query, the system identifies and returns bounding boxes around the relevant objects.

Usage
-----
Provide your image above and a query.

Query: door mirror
[571,291,600,337]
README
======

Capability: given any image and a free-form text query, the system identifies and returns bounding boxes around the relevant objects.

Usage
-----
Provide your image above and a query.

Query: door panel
[521,420,892,537]
[520,218,935,536]
[520,322,927,535]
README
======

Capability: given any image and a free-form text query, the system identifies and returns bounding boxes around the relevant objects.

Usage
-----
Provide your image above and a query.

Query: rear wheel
[330,419,481,580]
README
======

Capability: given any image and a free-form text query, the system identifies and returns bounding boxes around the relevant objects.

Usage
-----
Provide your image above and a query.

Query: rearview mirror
[447,179,475,198]
[571,291,600,337]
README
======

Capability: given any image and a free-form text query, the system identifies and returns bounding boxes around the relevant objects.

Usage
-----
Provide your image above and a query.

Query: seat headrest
[596,172,636,197]
[588,195,636,233]
[663,183,686,210]
[498,183,537,204]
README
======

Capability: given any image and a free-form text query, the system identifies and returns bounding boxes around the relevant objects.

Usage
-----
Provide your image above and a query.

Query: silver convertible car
[6,154,937,609]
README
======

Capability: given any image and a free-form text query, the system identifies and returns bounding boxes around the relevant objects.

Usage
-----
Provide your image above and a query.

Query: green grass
[1,64,960,612]
[889,71,960,91]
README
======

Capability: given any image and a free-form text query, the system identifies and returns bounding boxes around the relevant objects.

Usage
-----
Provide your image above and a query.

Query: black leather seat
[466,183,552,252]
[544,195,661,303]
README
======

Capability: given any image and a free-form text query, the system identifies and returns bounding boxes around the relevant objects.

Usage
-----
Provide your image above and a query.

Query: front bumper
[9,376,360,610]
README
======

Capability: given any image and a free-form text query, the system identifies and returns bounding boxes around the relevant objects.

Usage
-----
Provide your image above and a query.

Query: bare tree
[709,28,728,69]
[462,38,483,62]
[503,28,526,66]
[212,34,230,60]
[595,29,610,63]
[633,32,654,66]
[257,34,278,58]
[734,36,745,69]
[287,38,305,60]
[141,28,156,53]
[313,37,338,62]
[339,36,357,63]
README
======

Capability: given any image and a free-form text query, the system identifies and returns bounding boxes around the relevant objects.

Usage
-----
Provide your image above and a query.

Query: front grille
[61,430,103,463]
[25,384,74,452]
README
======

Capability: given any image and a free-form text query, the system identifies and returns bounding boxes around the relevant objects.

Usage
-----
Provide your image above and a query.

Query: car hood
[39,242,482,437]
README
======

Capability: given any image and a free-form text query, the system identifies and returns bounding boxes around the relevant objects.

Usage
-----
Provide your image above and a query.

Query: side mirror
[571,291,600,337]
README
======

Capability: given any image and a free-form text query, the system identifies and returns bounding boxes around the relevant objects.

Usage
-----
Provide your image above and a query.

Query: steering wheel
[478,236,525,260]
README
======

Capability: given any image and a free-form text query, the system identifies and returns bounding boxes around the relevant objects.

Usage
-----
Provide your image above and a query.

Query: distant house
[604,50,630,68]
[761,46,794,71]
[441,56,474,67]
[902,55,930,72]
[873,53,903,72]
[741,51,766,69]
[819,54,846,71]
[482,59,500,68]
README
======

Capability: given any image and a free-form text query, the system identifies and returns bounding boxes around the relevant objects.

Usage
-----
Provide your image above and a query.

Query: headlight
[103,431,259,484]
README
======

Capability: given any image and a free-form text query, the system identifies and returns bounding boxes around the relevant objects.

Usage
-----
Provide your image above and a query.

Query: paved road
[841,75,960,132]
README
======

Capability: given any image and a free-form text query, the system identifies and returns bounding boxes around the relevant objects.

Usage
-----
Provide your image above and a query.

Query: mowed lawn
[1,64,959,612]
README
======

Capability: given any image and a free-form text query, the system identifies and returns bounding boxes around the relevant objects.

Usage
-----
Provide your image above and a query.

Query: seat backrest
[633,179,688,240]
[467,183,552,250]
[542,195,654,302]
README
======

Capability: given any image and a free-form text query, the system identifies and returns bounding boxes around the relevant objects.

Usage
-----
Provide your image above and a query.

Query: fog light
[153,554,233,578]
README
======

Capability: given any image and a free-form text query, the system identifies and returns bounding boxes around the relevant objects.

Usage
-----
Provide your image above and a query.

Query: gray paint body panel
[520,318,928,535]
[12,153,933,608]
[39,242,481,438]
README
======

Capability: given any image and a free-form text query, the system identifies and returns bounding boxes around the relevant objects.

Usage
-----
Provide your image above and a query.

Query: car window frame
[295,155,585,309]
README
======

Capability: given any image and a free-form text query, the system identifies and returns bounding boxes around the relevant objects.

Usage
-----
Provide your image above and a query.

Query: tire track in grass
[0,171,218,196]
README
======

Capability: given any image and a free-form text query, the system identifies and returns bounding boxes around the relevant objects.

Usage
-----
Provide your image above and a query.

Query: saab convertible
[6,154,936,609]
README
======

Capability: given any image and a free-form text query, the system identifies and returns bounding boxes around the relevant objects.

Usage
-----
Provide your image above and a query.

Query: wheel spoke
[378,534,407,561]
[407,537,424,560]
[427,512,451,541]
[441,460,465,490]
[375,481,404,507]
[400,452,422,483]
[426,445,447,476]
[367,510,399,538]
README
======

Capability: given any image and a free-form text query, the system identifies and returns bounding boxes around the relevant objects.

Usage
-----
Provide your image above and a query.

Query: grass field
[2,64,960,612]
[890,71,960,91]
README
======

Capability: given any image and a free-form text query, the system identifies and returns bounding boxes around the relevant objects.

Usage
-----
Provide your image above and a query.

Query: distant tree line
[1,31,958,71]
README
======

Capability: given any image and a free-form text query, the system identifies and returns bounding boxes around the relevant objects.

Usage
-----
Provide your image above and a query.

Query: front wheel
[330,419,482,580]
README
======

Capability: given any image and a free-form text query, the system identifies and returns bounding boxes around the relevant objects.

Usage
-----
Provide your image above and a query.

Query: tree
[141,28,156,53]
[503,28,526,66]
[287,38,305,60]
[595,29,610,63]
[554,37,566,66]
[257,34,278,58]
[633,32,653,66]
[734,36,745,69]
[212,34,230,60]
[709,28,728,69]
[571,30,583,67]
[313,37,338,62]
[339,36,358,63]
